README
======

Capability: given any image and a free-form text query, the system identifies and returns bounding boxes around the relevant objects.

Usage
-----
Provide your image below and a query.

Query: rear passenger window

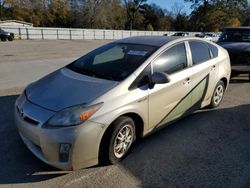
[189,41,211,65]
[208,43,218,58]
[153,43,187,74]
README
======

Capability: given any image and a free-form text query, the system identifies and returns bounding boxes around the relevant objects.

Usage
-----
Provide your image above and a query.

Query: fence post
[57,29,59,40]
[18,27,21,39]
[94,30,95,40]
[26,28,29,40]
[113,30,115,40]
[103,30,105,40]
[41,29,44,40]
[69,29,72,40]
[82,29,85,40]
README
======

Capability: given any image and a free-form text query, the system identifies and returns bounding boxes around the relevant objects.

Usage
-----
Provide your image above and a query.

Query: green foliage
[0,0,248,32]
[174,13,189,31]
[187,0,248,31]
[146,23,154,31]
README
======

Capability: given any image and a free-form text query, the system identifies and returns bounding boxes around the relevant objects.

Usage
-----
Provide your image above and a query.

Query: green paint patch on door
[158,76,208,127]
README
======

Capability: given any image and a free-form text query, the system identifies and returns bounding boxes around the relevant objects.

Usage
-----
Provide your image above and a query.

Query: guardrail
[1,26,200,40]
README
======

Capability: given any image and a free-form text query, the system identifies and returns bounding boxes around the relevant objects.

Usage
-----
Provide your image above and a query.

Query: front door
[148,42,193,131]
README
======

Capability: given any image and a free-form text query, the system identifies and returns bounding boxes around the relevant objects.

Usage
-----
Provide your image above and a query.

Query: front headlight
[45,103,103,128]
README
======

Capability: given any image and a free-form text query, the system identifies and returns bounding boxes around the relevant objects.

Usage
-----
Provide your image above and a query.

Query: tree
[140,3,170,31]
[174,13,189,31]
[186,0,248,31]
[171,2,185,18]
[123,0,146,30]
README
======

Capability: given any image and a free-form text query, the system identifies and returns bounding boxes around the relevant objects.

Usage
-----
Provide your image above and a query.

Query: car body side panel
[148,68,193,130]
[190,59,218,105]
[153,74,209,131]
[90,82,149,132]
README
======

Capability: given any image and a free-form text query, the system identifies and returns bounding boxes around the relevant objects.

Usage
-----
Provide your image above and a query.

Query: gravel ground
[0,40,249,188]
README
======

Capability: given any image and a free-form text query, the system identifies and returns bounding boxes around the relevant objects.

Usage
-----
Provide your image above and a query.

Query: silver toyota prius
[15,36,231,170]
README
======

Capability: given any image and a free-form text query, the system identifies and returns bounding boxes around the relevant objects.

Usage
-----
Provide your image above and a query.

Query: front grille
[16,105,40,126]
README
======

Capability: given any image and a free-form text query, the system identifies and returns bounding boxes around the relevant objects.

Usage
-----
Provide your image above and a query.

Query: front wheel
[210,80,225,108]
[1,36,7,41]
[105,116,136,164]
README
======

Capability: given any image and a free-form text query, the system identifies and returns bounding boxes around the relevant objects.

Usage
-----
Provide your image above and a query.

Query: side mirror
[151,72,171,84]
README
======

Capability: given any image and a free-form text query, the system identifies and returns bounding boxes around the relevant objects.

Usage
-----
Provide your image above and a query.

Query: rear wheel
[210,80,225,108]
[248,73,250,82]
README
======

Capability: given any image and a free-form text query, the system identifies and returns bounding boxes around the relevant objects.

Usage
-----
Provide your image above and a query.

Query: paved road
[0,41,249,188]
[0,40,109,95]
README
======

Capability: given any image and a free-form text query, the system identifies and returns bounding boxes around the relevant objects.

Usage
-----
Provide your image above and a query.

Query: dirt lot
[0,40,249,188]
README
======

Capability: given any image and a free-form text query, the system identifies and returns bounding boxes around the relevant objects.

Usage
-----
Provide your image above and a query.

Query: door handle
[183,78,191,85]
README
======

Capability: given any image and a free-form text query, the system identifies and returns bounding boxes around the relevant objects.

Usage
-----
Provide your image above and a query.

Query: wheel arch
[220,77,228,89]
[98,112,144,164]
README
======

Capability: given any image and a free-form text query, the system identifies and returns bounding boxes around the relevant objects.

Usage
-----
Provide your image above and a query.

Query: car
[0,28,14,41]
[172,32,189,37]
[209,33,220,42]
[15,36,231,170]
[217,27,250,81]
[195,33,219,42]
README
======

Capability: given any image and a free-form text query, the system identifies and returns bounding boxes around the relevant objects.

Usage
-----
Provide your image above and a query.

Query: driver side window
[153,43,187,74]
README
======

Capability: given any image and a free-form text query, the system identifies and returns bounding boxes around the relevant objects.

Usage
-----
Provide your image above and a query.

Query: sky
[147,0,193,15]
[148,0,250,15]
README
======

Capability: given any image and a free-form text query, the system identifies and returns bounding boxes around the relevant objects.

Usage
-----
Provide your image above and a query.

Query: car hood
[218,42,250,53]
[26,68,118,111]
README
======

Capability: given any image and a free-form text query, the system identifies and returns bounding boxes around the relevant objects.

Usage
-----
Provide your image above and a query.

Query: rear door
[148,42,193,130]
[187,41,219,108]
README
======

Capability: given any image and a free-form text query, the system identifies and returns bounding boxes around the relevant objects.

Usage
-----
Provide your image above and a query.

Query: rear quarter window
[208,43,219,58]
[189,41,211,65]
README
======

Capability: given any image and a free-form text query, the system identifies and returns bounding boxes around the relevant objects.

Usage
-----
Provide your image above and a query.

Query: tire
[7,36,14,41]
[100,116,136,165]
[1,37,7,42]
[210,80,225,108]
[249,73,250,82]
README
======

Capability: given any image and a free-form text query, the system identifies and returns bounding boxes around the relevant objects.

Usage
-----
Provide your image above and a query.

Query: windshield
[67,43,157,81]
[218,29,250,42]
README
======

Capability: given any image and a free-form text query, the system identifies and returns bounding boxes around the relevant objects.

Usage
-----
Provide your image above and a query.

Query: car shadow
[230,74,249,84]
[0,94,250,187]
[118,104,250,187]
[0,95,65,184]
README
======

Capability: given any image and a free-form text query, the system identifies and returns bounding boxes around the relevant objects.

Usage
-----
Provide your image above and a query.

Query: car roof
[114,36,181,47]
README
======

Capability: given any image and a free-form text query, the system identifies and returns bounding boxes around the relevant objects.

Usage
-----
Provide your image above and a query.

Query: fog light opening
[59,143,71,162]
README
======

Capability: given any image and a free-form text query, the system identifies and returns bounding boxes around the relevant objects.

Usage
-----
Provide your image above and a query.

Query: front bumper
[14,94,105,170]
